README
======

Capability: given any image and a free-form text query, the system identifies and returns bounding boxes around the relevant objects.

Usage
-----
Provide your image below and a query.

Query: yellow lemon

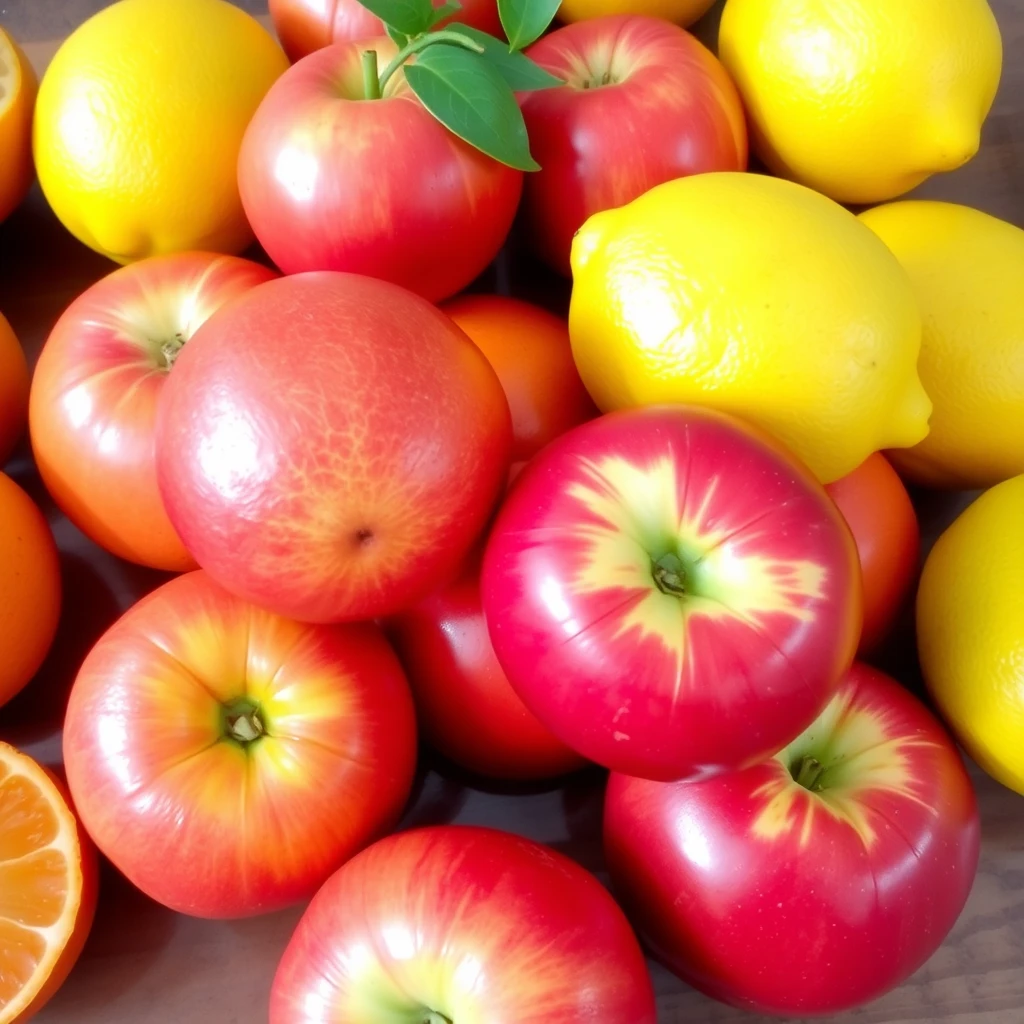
[917,476,1024,796]
[569,171,930,483]
[33,0,288,263]
[860,201,1024,491]
[557,0,716,27]
[0,25,38,223]
[718,0,1002,205]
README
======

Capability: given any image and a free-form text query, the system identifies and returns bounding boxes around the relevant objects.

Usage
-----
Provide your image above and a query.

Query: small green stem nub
[377,30,485,96]
[362,49,382,100]
[792,755,826,792]
[653,552,688,596]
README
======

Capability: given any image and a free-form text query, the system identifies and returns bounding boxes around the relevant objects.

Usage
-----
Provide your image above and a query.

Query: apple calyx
[791,754,827,793]
[652,551,689,597]
[158,331,187,371]
[222,697,266,746]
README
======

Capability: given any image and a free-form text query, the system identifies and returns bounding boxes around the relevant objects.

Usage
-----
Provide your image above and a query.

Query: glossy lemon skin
[557,0,716,26]
[719,0,1002,204]
[918,476,1024,796]
[33,0,288,263]
[569,172,931,484]
[860,200,1024,490]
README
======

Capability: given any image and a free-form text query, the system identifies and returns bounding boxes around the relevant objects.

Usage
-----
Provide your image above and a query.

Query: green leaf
[357,0,437,36]
[386,24,410,47]
[405,45,540,171]
[497,0,561,50]
[446,23,564,90]
[426,0,463,28]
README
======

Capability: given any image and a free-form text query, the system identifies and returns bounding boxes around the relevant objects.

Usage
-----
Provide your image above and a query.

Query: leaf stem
[362,49,382,100]
[377,30,485,96]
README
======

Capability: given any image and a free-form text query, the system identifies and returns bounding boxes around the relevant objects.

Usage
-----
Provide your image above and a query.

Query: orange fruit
[0,743,97,1023]
[0,473,61,709]
[0,26,38,224]
[442,294,597,465]
[0,312,30,464]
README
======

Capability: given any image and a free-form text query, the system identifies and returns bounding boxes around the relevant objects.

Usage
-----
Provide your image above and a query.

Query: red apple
[269,0,504,63]
[238,39,522,304]
[519,15,748,275]
[604,662,980,1015]
[29,252,276,571]
[481,405,862,781]
[388,550,588,780]
[155,271,512,623]
[270,825,658,1023]
[63,570,418,919]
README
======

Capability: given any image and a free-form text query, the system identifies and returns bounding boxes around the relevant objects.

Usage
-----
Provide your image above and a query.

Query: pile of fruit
[1,0,1021,1020]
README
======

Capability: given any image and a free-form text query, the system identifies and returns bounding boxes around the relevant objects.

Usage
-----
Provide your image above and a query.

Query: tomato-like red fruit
[270,825,658,1023]
[269,0,504,62]
[441,294,598,468]
[519,15,748,275]
[482,405,862,781]
[238,40,522,304]
[155,272,511,624]
[29,252,276,571]
[825,452,920,653]
[388,552,588,780]
[62,570,418,919]
[604,662,980,1016]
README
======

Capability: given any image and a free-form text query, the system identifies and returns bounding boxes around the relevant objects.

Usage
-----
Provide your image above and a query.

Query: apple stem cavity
[653,552,688,597]
[362,49,383,100]
[222,698,266,746]
[792,754,827,792]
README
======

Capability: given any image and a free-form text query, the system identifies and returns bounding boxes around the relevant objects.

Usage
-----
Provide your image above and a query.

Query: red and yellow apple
[481,405,862,781]
[604,662,980,1015]
[270,825,658,1023]
[238,39,522,303]
[155,271,512,623]
[62,570,418,919]
[388,550,588,780]
[29,251,276,571]
[519,15,748,275]
[269,0,504,63]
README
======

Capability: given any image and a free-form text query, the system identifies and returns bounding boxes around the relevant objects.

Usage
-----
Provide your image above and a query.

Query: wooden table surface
[1,1,1022,1021]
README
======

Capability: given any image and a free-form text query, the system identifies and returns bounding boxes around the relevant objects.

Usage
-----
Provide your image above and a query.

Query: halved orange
[0,743,97,1023]
[0,25,38,224]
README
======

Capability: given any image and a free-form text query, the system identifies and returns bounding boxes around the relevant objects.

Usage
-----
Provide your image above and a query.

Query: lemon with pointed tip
[918,476,1024,796]
[568,172,931,484]
[718,0,1002,204]
[33,0,288,264]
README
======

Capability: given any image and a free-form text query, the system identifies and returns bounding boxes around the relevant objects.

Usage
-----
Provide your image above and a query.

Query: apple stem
[362,49,383,100]
[377,30,485,97]
[792,755,826,792]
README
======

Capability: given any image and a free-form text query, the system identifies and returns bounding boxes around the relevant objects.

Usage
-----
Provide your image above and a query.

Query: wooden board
[1,2,1022,1021]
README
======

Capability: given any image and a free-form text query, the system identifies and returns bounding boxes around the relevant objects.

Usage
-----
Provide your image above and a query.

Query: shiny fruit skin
[825,453,920,654]
[0,744,98,1024]
[62,570,418,919]
[29,252,276,572]
[0,473,61,709]
[569,171,930,483]
[270,825,658,1023]
[441,294,597,467]
[520,15,747,276]
[0,312,30,464]
[917,475,1024,795]
[156,272,512,624]
[32,0,288,263]
[388,552,587,780]
[860,200,1024,490]
[269,0,503,62]
[238,40,522,304]
[718,0,1002,204]
[481,405,862,782]
[0,27,38,225]
[605,663,980,1016]
[557,0,716,27]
